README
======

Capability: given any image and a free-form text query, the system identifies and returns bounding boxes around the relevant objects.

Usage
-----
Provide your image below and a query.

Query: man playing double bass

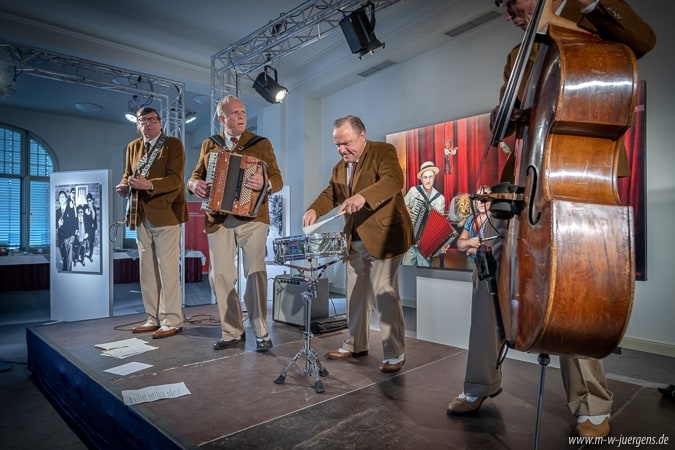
[446,0,655,440]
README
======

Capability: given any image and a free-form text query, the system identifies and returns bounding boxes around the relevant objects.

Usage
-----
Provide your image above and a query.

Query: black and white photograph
[265,185,289,262]
[54,182,101,274]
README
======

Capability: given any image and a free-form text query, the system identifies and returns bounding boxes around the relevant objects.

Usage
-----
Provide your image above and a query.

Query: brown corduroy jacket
[120,135,188,227]
[307,140,413,260]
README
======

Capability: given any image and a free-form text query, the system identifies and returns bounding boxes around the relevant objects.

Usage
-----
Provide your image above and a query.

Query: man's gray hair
[333,115,366,134]
[217,95,241,117]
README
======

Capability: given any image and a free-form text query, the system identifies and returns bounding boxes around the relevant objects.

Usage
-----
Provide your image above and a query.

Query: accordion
[202,151,268,217]
[411,199,458,259]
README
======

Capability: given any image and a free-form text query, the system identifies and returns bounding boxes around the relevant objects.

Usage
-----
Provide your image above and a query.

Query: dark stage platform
[27,304,674,449]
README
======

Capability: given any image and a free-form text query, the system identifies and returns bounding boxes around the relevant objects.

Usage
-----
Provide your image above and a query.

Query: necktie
[230,136,238,149]
[144,142,151,153]
[349,162,357,193]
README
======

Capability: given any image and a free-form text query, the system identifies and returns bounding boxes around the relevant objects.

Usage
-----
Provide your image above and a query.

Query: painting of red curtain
[619,80,647,281]
[387,80,646,278]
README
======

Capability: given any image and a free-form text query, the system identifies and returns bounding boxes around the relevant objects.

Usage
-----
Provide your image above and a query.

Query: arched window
[0,123,55,251]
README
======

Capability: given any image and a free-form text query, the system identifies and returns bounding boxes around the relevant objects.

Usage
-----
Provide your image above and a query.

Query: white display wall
[50,169,113,321]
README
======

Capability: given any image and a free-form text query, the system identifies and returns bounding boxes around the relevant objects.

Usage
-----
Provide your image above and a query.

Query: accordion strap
[415,185,441,209]
[208,134,267,153]
[208,134,228,149]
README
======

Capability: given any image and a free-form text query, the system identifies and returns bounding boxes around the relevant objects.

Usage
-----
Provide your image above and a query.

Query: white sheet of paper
[104,361,153,376]
[95,337,148,350]
[121,382,191,406]
[95,337,158,359]
[101,345,158,359]
[302,211,344,235]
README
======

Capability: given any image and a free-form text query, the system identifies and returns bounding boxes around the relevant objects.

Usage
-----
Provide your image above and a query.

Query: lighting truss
[210,0,400,132]
[0,40,186,139]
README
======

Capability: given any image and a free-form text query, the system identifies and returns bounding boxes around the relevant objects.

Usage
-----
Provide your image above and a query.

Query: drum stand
[274,258,335,393]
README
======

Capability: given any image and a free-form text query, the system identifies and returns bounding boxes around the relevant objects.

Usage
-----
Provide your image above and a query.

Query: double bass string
[472,1,550,246]
[475,0,548,186]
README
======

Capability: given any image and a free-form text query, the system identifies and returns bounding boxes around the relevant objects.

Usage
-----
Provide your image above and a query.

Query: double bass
[491,0,637,359]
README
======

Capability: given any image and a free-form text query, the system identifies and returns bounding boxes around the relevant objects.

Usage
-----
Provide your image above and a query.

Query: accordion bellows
[202,151,268,217]
[411,200,458,259]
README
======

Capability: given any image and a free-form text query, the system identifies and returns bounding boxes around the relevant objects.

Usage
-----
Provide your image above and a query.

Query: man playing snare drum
[188,95,283,352]
[302,115,413,373]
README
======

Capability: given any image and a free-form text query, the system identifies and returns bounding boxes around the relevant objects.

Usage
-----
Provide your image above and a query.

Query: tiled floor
[2,280,674,449]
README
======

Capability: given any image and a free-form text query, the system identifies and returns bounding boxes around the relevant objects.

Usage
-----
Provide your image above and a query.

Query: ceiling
[0,0,503,130]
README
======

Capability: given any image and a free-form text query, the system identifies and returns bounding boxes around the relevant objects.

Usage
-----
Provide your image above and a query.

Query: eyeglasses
[137,116,160,125]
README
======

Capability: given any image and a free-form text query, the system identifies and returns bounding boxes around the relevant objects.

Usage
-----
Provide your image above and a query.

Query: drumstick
[302,211,345,235]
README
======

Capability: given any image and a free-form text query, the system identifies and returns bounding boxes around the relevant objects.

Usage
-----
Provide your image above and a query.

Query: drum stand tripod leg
[532,353,550,450]
[273,281,329,393]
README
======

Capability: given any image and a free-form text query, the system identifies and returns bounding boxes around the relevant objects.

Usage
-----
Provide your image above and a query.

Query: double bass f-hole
[526,165,541,226]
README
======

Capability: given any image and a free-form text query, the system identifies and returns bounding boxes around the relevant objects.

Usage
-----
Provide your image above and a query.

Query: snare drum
[273,232,347,264]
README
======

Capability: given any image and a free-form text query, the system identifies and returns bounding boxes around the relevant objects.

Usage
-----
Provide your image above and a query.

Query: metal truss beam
[210,0,400,132]
[0,39,189,302]
[0,40,186,139]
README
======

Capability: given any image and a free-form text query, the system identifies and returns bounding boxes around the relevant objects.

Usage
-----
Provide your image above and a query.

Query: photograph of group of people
[54,183,101,273]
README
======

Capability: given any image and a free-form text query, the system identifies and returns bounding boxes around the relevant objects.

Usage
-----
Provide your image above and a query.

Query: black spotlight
[339,2,384,59]
[253,66,288,104]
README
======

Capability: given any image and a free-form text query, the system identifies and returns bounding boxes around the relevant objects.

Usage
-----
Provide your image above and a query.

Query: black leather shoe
[213,334,245,350]
[255,335,273,352]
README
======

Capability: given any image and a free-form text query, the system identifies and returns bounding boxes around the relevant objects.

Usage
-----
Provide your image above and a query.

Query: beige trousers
[342,240,406,360]
[208,216,269,340]
[463,273,613,416]
[136,219,183,328]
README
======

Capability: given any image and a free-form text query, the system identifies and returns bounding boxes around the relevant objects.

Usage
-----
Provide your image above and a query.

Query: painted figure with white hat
[403,161,446,266]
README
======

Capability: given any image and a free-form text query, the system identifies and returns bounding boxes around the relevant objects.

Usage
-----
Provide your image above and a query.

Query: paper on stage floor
[95,337,158,359]
[104,361,153,376]
[121,382,191,406]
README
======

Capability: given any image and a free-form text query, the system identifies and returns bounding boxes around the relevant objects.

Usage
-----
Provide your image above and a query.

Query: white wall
[622,3,675,355]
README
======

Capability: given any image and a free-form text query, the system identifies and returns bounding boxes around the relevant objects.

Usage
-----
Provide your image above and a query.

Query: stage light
[124,94,156,123]
[253,66,288,104]
[185,111,197,124]
[125,95,141,122]
[339,2,385,59]
[73,102,102,112]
